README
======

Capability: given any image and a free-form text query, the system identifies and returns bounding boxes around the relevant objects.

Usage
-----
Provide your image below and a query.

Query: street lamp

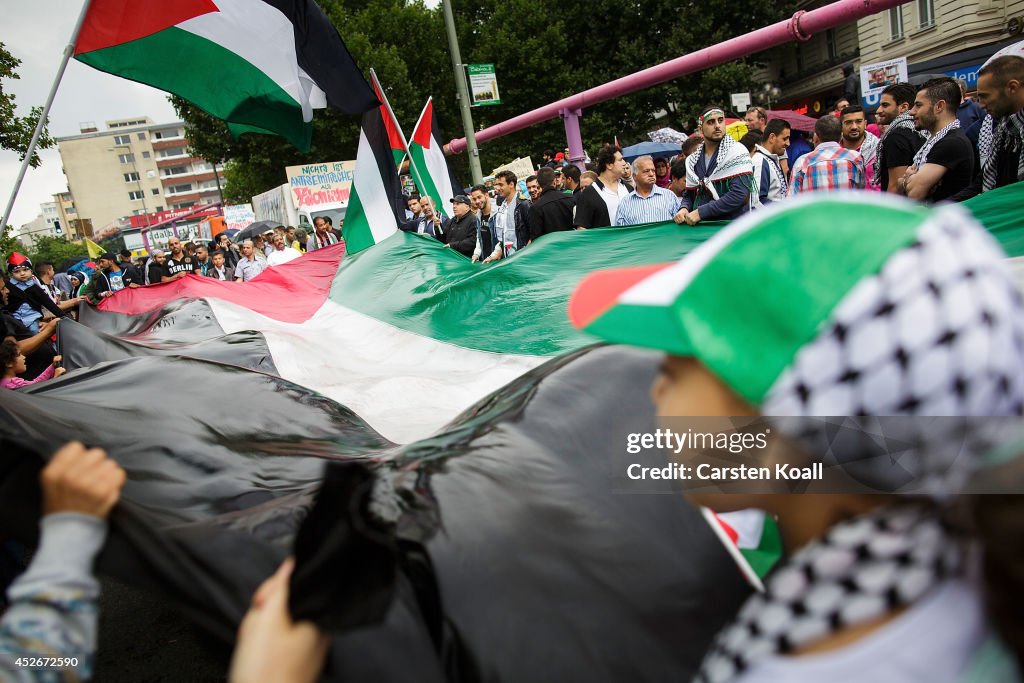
[759,84,782,110]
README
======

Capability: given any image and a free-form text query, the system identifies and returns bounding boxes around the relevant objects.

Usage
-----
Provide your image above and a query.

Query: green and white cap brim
[569,193,1024,417]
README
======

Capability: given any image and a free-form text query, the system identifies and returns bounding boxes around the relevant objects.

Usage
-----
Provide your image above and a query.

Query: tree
[0,42,55,167]
[26,236,88,270]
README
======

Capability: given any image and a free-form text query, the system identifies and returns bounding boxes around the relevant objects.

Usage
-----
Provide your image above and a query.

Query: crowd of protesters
[1,41,1023,683]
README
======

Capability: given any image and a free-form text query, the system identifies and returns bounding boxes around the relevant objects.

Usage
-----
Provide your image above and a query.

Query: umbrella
[908,73,950,87]
[235,220,280,242]
[620,141,683,162]
[766,109,818,133]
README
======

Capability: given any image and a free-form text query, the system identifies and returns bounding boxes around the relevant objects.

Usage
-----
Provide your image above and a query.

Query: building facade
[57,117,223,233]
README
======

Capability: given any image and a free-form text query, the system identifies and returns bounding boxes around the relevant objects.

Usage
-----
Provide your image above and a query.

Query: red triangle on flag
[412,99,434,149]
[75,0,219,55]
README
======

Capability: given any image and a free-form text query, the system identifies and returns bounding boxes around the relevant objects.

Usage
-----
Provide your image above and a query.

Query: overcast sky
[2,0,177,229]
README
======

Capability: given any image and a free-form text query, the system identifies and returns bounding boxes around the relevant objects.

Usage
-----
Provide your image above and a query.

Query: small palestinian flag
[407,98,461,218]
[73,0,378,152]
[369,69,409,169]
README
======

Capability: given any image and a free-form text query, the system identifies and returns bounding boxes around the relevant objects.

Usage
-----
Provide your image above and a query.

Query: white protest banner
[224,204,255,232]
[492,156,535,180]
[285,160,356,208]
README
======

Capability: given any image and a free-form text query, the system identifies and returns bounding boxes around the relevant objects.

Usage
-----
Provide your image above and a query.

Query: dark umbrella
[908,73,950,87]
[235,220,279,242]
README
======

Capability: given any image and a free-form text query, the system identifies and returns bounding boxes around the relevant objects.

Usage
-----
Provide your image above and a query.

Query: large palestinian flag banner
[2,185,1022,680]
[74,0,378,151]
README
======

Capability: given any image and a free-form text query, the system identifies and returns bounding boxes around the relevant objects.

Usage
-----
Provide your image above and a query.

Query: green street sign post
[467,63,501,106]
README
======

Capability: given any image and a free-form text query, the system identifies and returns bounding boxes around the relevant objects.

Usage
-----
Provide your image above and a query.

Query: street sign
[467,64,501,106]
[730,92,751,112]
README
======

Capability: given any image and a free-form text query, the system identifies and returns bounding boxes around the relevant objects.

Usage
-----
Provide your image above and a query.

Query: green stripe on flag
[76,27,311,150]
[342,186,375,254]
[408,144,445,215]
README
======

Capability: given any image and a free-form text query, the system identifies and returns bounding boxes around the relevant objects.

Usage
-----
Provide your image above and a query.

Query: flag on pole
[340,104,406,254]
[407,98,461,217]
[369,70,409,169]
[84,238,105,260]
[73,0,378,152]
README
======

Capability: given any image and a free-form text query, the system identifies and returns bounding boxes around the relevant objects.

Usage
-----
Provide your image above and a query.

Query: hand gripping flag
[407,97,462,217]
[73,0,378,152]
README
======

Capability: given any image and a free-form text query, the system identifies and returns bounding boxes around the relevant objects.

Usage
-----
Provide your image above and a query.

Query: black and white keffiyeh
[872,112,923,187]
[696,506,960,683]
[912,119,960,168]
[694,205,1024,683]
[981,110,1024,192]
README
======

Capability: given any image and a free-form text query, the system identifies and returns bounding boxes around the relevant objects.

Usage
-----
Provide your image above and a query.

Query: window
[137,132,147,140]
[889,7,904,39]
[132,209,147,216]
[154,129,180,140]
[164,165,189,176]
[113,134,131,145]
[159,147,187,158]
[156,206,164,212]
[917,0,934,27]
[123,172,140,182]
[826,29,838,61]
[128,190,145,201]
[151,188,160,195]
[117,153,135,163]
[169,183,193,194]
[142,151,151,159]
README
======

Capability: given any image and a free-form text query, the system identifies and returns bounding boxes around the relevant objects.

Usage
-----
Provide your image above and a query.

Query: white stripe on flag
[181,0,323,120]
[354,129,399,244]
[424,131,456,206]
[208,298,545,443]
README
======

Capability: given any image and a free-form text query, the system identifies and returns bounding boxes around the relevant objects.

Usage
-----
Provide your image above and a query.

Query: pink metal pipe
[448,0,912,154]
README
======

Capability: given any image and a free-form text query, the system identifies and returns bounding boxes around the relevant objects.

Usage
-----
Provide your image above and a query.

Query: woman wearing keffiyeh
[569,194,1024,683]
[675,105,754,226]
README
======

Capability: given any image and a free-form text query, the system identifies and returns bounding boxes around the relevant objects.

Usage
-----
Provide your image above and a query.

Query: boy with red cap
[5,253,80,334]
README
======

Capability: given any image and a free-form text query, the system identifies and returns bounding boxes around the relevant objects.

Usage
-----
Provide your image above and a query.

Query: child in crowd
[1,340,65,389]
[5,253,76,333]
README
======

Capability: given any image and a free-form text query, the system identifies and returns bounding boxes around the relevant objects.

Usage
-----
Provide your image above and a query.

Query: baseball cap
[450,194,472,206]
[568,194,1024,415]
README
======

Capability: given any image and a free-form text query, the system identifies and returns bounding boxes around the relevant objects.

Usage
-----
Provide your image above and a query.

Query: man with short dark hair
[117,249,138,282]
[470,185,497,263]
[207,250,234,281]
[481,170,529,262]
[899,77,975,202]
[401,196,447,240]
[788,115,866,195]
[874,82,925,193]
[668,160,687,198]
[976,54,1024,192]
[744,106,767,133]
[306,216,339,251]
[525,174,541,202]
[528,167,576,240]
[194,245,212,276]
[574,145,630,229]
[83,253,138,303]
[676,105,754,225]
[562,165,582,194]
[840,105,880,189]
[615,156,682,225]
[144,250,169,285]
[751,119,790,206]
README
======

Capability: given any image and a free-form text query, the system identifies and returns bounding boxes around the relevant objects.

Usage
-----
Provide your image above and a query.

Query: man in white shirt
[574,144,630,229]
[266,234,303,266]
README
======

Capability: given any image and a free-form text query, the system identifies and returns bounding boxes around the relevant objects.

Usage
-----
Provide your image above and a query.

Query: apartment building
[56,117,223,232]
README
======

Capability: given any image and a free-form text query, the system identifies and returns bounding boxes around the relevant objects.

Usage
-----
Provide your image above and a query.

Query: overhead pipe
[447,0,912,155]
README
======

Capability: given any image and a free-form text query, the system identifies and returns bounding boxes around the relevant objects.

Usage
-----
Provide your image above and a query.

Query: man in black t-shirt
[163,236,197,281]
[145,250,170,285]
[900,77,975,202]
[875,83,925,193]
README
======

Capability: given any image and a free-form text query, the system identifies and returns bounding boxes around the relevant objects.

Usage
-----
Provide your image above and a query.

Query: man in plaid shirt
[787,115,866,196]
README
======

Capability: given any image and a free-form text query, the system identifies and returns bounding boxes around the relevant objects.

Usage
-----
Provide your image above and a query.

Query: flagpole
[1,0,92,231]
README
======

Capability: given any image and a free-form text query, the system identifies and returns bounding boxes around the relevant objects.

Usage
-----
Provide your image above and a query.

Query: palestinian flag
[408,97,461,217]
[370,69,409,168]
[340,105,405,254]
[1,187,1022,679]
[73,0,378,152]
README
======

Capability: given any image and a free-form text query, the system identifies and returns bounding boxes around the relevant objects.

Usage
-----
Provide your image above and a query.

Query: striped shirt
[787,142,866,196]
[614,185,681,226]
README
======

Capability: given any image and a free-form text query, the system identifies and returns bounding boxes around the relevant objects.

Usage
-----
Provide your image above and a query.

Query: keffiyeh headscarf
[685,130,755,210]
[567,195,1024,683]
